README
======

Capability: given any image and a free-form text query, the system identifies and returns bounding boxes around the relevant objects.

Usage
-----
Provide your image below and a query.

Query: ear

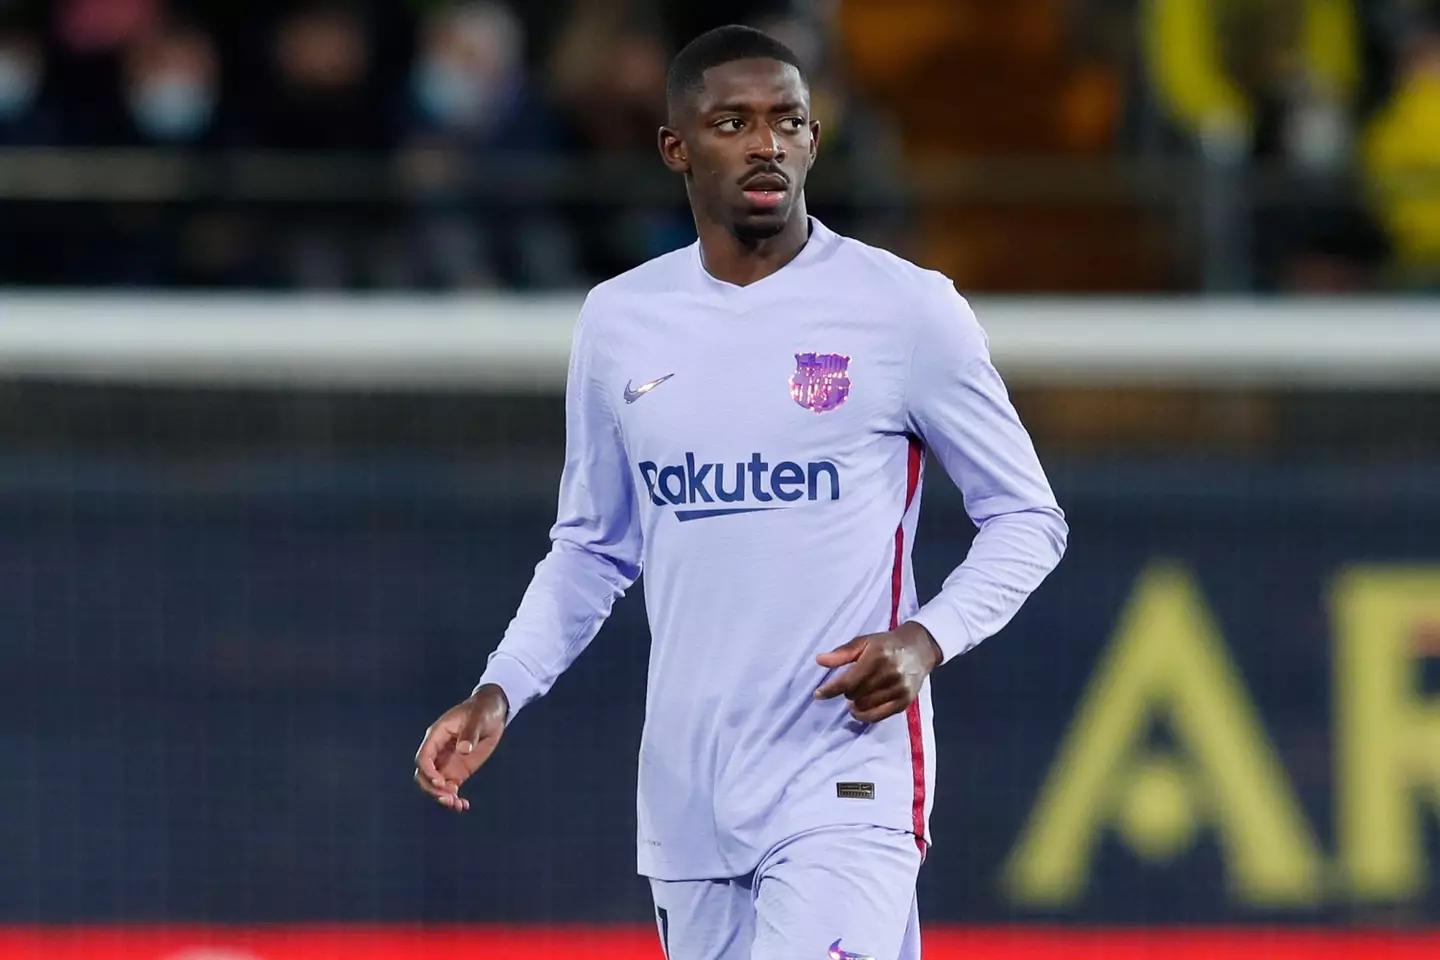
[807,119,821,169]
[658,126,690,174]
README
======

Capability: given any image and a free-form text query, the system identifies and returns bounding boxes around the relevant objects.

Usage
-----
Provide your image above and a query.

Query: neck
[695,201,811,287]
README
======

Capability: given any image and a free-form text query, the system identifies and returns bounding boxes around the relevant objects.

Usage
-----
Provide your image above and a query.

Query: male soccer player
[413,25,1067,960]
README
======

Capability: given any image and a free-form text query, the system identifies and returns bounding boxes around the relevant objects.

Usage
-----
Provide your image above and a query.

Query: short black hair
[666,25,807,115]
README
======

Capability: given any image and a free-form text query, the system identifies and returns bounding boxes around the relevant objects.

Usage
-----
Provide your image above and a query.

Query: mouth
[740,172,789,210]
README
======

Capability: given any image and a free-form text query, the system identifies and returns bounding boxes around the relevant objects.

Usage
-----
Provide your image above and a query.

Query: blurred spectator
[408,1,548,147]
[399,1,581,288]
[1362,10,1440,287]
[44,0,162,145]
[56,0,157,55]
[0,19,56,144]
[549,0,667,154]
[122,17,219,145]
[1143,0,1360,170]
[1142,0,1374,291]
[246,2,396,288]
[548,0,685,275]
[254,1,391,150]
[1071,0,1168,152]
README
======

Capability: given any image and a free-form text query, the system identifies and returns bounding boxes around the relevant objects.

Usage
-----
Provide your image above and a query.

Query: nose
[747,128,786,164]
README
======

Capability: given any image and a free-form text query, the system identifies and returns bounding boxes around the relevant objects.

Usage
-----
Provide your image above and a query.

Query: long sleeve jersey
[475,219,1067,881]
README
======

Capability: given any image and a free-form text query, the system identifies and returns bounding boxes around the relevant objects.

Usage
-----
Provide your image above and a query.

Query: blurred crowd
[0,0,1436,291]
[0,0,894,288]
[1097,0,1440,289]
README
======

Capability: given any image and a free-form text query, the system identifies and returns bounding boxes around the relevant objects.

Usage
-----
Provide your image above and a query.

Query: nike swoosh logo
[623,373,674,404]
[828,941,876,960]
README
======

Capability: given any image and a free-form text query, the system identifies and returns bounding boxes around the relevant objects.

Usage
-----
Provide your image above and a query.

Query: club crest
[789,352,851,413]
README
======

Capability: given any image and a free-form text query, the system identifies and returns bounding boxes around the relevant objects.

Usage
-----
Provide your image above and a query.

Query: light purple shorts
[649,824,923,960]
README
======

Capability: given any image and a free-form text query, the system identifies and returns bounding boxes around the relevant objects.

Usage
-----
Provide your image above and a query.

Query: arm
[413,298,642,809]
[904,277,1068,663]
[474,299,643,721]
[813,276,1066,721]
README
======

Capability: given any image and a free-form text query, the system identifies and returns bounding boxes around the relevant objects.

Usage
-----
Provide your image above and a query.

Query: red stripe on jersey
[892,437,927,858]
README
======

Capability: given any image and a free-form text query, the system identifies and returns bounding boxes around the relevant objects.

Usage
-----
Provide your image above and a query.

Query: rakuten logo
[638,453,840,522]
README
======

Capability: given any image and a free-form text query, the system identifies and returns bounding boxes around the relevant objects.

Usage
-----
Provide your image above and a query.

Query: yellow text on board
[1004,562,1440,907]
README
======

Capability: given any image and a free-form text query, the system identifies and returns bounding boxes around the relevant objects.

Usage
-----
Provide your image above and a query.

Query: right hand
[412,685,509,813]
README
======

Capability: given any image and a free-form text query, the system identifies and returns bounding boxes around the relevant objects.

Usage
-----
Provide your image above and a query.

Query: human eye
[714,117,746,132]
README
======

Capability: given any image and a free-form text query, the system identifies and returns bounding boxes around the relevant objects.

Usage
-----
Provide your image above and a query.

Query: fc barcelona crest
[789,352,851,413]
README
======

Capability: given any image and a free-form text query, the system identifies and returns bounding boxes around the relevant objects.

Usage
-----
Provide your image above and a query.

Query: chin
[731,211,791,244]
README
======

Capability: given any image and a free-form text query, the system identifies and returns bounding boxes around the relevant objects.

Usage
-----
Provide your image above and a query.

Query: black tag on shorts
[836,781,875,800]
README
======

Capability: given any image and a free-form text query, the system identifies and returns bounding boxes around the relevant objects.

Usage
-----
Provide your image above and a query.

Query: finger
[414,727,452,787]
[815,636,868,669]
[413,768,449,800]
[438,750,481,789]
[851,682,907,714]
[852,697,907,724]
[815,659,877,701]
[814,667,856,700]
[846,668,900,702]
[435,783,473,813]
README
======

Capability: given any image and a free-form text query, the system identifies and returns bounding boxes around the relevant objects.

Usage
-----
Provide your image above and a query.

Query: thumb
[456,702,491,755]
[816,635,868,668]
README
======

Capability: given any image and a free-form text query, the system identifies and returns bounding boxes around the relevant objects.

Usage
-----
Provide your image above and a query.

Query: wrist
[901,621,944,672]
[474,654,543,724]
[472,683,510,721]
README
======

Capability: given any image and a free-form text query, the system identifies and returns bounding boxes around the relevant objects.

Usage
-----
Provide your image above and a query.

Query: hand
[813,622,944,723]
[412,685,509,813]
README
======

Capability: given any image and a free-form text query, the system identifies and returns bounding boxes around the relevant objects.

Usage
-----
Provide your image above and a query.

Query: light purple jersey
[475,219,1067,880]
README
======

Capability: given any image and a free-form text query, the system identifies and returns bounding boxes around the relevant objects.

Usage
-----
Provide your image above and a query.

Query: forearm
[474,538,637,721]
[909,506,1068,663]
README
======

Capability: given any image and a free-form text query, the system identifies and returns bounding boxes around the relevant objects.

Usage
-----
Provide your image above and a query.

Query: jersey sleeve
[903,276,1068,663]
[473,297,643,720]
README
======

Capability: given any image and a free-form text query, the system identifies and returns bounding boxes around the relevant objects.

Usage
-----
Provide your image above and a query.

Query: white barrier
[0,294,1436,390]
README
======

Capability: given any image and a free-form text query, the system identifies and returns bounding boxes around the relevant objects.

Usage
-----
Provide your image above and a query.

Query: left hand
[813,621,944,723]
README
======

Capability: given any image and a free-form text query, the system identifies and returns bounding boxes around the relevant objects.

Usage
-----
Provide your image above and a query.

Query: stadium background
[1,0,1439,957]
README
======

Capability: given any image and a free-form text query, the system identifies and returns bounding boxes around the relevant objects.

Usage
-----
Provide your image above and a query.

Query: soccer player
[413,25,1067,960]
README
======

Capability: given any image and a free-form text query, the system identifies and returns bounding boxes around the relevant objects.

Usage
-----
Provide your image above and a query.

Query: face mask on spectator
[130,73,214,141]
[414,57,509,129]
[413,2,523,132]
[0,52,39,121]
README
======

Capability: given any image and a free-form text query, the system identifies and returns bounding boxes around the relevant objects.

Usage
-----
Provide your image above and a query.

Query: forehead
[694,58,808,112]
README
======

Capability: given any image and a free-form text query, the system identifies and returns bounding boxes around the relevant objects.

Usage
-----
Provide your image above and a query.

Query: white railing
[0,294,1435,390]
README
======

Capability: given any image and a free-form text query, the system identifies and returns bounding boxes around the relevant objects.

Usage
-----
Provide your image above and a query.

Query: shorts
[648,824,923,960]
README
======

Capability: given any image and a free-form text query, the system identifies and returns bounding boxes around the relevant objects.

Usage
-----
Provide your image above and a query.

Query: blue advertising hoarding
[0,457,1436,926]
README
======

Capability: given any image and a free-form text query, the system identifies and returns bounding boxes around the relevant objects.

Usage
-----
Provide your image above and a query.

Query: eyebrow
[706,100,806,115]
